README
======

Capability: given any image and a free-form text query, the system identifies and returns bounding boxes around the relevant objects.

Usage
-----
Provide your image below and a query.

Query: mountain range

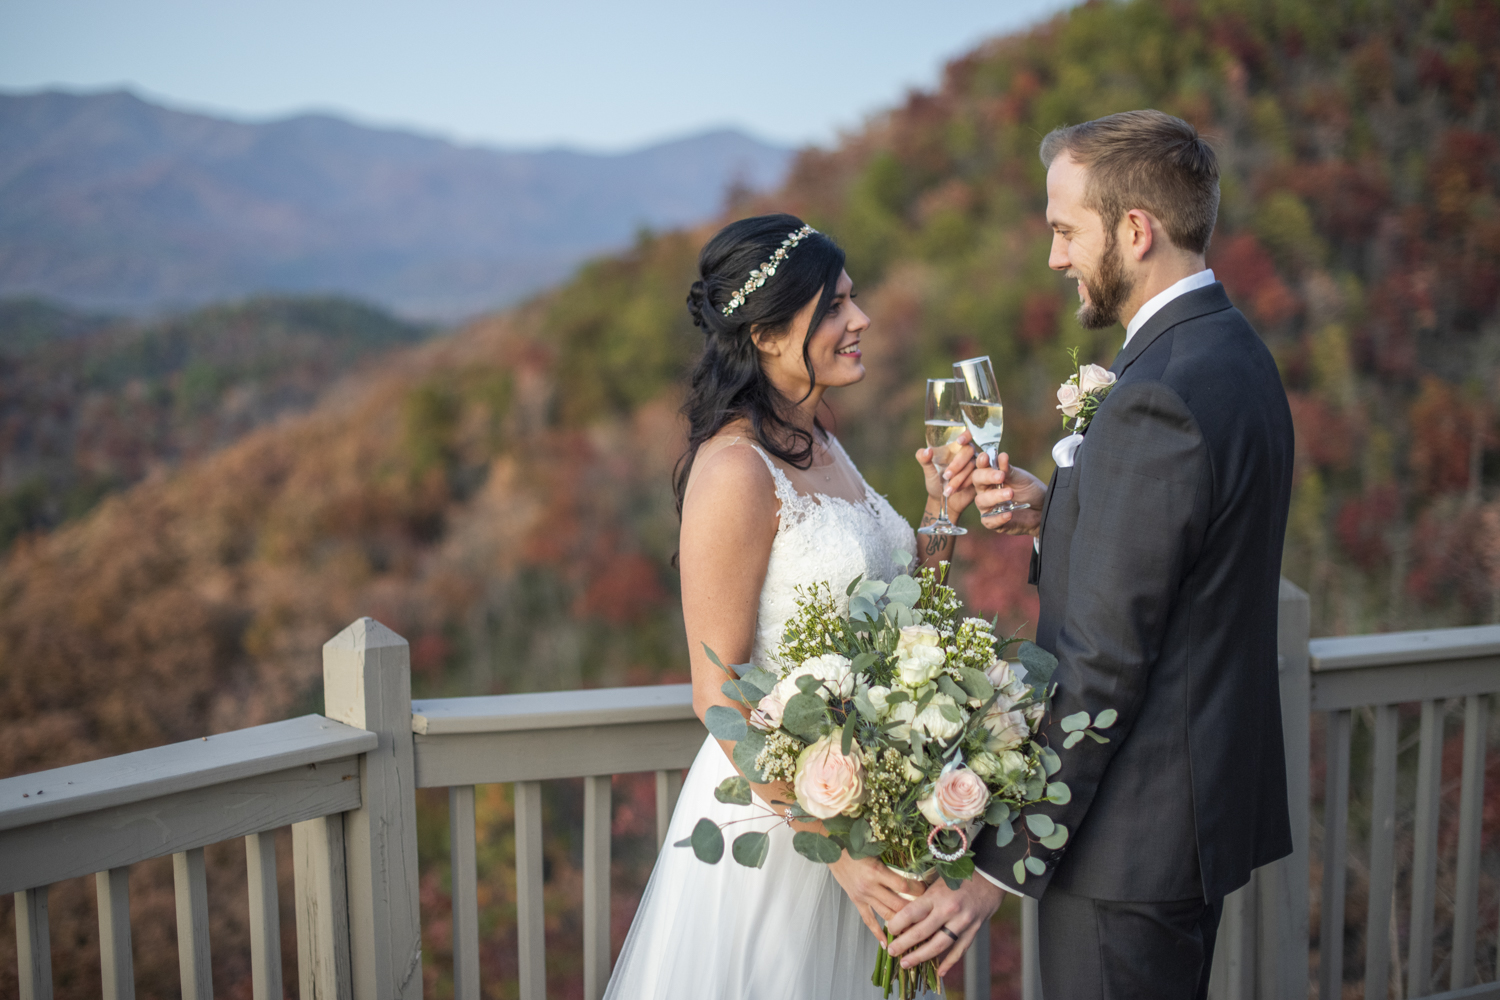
[0,90,792,318]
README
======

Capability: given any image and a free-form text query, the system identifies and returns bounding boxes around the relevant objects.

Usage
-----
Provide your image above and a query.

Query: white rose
[968,750,1003,779]
[895,624,943,657]
[787,654,855,703]
[902,757,926,783]
[887,700,916,741]
[982,705,1030,751]
[864,684,892,718]
[1056,381,1083,418]
[997,750,1029,782]
[1079,363,1117,396]
[984,658,1017,692]
[913,694,964,744]
[896,645,946,687]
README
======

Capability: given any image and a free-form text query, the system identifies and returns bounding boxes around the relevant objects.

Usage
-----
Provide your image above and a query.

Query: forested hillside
[2,0,1497,995]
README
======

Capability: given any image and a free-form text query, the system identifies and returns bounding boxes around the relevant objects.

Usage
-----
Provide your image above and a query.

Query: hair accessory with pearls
[721,225,818,317]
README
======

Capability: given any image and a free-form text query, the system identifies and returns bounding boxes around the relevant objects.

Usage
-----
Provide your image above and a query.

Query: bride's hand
[916,430,976,517]
[827,852,927,944]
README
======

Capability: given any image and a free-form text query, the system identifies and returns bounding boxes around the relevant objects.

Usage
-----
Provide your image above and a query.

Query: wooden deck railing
[3,584,1497,999]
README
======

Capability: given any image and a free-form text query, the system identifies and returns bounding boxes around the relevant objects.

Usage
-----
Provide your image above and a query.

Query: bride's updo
[674,213,846,514]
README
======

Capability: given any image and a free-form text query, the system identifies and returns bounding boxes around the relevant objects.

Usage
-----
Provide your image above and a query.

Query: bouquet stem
[873,928,942,998]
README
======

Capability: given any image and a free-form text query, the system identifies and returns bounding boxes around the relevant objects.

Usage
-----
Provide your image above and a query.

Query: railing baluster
[1364,704,1399,1000]
[450,785,481,1000]
[96,866,135,1000]
[292,813,353,1000]
[1408,699,1443,997]
[245,831,283,1000]
[1319,709,1352,1000]
[963,913,991,1000]
[173,848,213,1000]
[1021,895,1042,1000]
[515,780,546,1000]
[15,884,53,1000]
[654,768,683,850]
[1450,694,1490,991]
[584,774,612,1000]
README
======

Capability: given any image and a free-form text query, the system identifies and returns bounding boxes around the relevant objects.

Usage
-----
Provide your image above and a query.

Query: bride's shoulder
[682,432,777,519]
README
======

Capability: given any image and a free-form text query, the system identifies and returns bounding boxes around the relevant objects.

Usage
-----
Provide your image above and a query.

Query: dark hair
[1039,109,1220,253]
[672,213,846,515]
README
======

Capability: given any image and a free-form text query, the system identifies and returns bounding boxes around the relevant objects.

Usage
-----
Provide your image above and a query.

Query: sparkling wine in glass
[953,355,1030,517]
[918,378,968,537]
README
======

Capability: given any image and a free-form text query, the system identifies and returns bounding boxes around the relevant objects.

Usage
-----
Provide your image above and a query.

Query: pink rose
[918,765,990,827]
[1078,363,1117,396]
[982,706,1030,751]
[752,687,787,729]
[1056,381,1083,418]
[794,736,867,819]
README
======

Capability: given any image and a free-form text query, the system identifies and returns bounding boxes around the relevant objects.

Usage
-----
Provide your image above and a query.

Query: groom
[887,110,1295,998]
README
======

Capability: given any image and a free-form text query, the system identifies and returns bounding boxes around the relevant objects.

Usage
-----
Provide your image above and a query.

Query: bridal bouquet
[681,553,1116,998]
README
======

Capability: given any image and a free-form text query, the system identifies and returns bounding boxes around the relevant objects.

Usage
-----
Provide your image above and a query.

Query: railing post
[323,618,424,1000]
[1261,578,1310,1000]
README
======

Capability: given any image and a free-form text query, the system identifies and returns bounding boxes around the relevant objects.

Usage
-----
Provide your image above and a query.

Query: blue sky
[0,0,1077,151]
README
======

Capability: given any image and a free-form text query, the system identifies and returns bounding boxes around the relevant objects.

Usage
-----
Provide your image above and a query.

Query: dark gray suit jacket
[974,282,1295,902]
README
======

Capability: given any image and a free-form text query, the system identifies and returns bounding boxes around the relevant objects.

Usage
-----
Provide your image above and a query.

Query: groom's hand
[885,876,1004,977]
[974,452,1045,536]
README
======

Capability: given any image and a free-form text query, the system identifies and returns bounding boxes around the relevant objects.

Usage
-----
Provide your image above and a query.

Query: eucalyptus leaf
[1024,776,1046,801]
[884,690,910,705]
[733,831,771,868]
[1039,824,1069,850]
[721,678,767,705]
[714,775,752,806]
[702,643,728,673]
[852,651,878,674]
[795,674,822,695]
[886,574,922,606]
[1060,711,1091,733]
[856,578,889,602]
[841,712,857,755]
[704,705,748,742]
[996,819,1016,848]
[1063,731,1085,749]
[783,693,827,741]
[853,688,880,722]
[1039,746,1062,776]
[936,674,968,704]
[1013,859,1027,884]
[849,818,871,852]
[845,574,865,597]
[1025,856,1046,876]
[957,668,994,701]
[1094,708,1119,728]
[673,836,692,848]
[1086,730,1110,744]
[1018,641,1059,686]
[1046,782,1072,805]
[690,818,724,864]
[849,595,879,622]
[984,801,1012,826]
[792,831,843,864]
[732,731,767,782]
[1025,813,1055,837]
[823,815,854,837]
[938,702,962,723]
[892,548,914,571]
[743,667,779,692]
[893,603,916,627]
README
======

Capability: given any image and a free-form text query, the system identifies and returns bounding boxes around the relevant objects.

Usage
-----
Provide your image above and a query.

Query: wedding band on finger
[938,926,960,943]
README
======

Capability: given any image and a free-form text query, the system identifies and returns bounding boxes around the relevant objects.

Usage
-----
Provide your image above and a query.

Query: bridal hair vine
[721,224,818,317]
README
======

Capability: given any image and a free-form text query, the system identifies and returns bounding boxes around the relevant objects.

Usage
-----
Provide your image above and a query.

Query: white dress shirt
[986,269,1218,895]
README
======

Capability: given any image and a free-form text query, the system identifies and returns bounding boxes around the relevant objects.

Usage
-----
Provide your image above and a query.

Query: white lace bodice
[748,437,917,671]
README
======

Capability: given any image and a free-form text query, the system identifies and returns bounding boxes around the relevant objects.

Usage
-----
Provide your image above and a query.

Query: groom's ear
[1123,208,1156,262]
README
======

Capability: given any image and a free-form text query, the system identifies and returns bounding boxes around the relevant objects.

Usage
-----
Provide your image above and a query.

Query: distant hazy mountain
[0,90,793,318]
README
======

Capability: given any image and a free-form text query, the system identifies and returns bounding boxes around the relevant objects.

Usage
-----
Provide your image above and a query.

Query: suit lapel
[1110,282,1233,376]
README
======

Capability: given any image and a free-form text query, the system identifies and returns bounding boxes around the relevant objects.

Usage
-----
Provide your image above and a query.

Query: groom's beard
[1075,231,1135,330]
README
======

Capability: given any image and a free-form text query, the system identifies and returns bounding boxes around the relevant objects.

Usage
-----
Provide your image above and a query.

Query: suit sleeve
[975,379,1209,895]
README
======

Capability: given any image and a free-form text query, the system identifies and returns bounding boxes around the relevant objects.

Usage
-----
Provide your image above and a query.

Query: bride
[604,214,978,998]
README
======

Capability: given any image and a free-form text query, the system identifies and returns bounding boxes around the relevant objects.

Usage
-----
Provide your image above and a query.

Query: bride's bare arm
[680,439,924,939]
[914,432,977,568]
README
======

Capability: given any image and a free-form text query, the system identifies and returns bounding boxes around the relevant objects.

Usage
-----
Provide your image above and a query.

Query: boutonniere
[1056,346,1117,433]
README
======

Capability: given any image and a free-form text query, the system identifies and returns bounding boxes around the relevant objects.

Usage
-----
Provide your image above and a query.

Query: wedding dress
[604,434,918,999]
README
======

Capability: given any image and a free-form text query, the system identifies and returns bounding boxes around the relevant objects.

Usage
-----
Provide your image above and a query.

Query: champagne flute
[953,355,1030,517]
[918,378,968,537]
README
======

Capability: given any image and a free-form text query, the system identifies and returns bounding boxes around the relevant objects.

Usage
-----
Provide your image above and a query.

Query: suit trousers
[1038,884,1223,1000]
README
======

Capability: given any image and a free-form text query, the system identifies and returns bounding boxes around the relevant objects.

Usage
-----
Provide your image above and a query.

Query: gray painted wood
[15,885,52,1000]
[1318,709,1352,1000]
[323,618,423,1000]
[1021,895,1041,1000]
[245,831,283,1000]
[1365,704,1399,1000]
[294,813,352,1000]
[0,715,375,834]
[1409,699,1444,997]
[173,848,213,1000]
[414,720,706,788]
[654,769,682,851]
[583,775,611,1000]
[1209,876,1256,1000]
[1451,695,1489,991]
[1310,657,1500,711]
[1422,984,1500,1000]
[515,781,546,1000]
[1309,624,1500,670]
[963,913,991,1000]
[0,754,362,895]
[97,866,134,1000]
[413,684,696,734]
[449,786,480,1000]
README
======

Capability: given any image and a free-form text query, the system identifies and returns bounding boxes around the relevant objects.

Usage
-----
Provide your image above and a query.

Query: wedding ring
[939,927,960,942]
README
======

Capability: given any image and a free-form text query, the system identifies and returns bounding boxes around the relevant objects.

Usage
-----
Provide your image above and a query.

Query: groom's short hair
[1040,110,1220,254]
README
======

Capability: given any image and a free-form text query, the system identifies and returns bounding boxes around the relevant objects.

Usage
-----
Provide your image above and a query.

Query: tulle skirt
[605,735,887,999]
